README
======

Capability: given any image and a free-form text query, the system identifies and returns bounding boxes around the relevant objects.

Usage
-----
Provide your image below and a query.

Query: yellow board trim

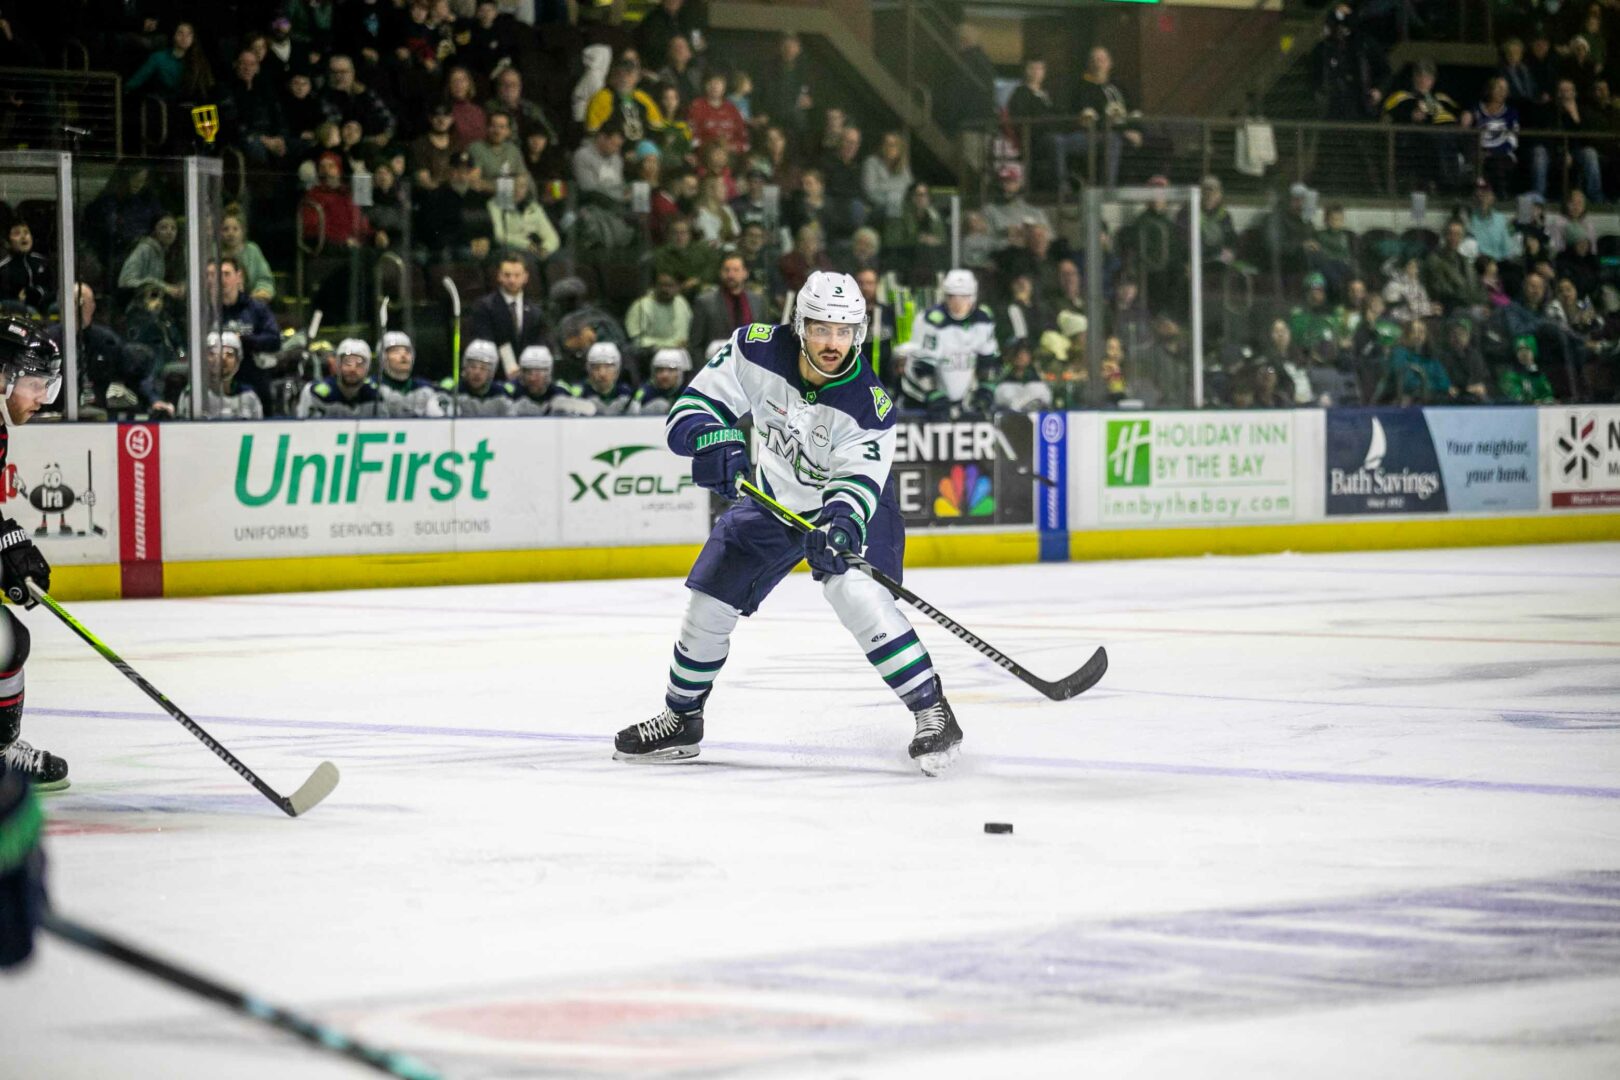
[1071,513,1620,561]
[47,565,124,602]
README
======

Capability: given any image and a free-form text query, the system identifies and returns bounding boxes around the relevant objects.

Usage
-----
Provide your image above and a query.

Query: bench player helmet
[0,314,62,404]
[794,270,866,376]
[379,330,413,357]
[336,337,373,366]
[942,268,978,301]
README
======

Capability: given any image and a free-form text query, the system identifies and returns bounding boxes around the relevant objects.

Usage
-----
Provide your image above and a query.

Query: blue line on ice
[34,706,1620,801]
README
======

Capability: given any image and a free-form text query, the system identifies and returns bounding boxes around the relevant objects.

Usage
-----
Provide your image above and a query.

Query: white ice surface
[3,542,1619,1079]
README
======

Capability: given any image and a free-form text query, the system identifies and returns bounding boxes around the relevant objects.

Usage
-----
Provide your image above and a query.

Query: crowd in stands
[0,0,1616,418]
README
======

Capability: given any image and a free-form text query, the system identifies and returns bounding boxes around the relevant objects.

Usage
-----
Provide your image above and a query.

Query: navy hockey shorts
[686,487,905,616]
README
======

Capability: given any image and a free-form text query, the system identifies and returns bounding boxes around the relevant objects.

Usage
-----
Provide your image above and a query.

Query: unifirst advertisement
[1541,406,1620,510]
[159,417,707,561]
[1097,412,1299,526]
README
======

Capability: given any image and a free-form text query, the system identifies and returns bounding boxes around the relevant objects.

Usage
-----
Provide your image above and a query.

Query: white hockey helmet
[651,347,691,371]
[586,341,621,369]
[463,338,499,368]
[379,330,413,356]
[336,337,373,365]
[518,345,554,370]
[206,329,242,356]
[942,268,978,300]
[793,270,866,363]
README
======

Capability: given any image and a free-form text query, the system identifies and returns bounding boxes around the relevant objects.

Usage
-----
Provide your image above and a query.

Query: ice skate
[614,707,704,762]
[2,739,69,791]
[908,684,962,777]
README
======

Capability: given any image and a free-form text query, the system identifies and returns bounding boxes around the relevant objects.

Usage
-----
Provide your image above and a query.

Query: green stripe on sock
[884,654,932,688]
[874,642,925,677]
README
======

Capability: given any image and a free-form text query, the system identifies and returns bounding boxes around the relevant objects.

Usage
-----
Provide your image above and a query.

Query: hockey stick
[84,449,106,536]
[738,480,1107,701]
[442,277,461,405]
[41,911,441,1079]
[24,580,339,817]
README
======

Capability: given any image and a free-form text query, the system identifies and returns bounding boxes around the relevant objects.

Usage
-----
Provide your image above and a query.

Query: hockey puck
[984,822,1013,835]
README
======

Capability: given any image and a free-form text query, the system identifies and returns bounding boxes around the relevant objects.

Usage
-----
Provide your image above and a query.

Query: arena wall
[13,408,1619,601]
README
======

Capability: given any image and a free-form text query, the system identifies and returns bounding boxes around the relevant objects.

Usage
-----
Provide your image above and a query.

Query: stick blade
[282,762,340,817]
[1043,647,1108,701]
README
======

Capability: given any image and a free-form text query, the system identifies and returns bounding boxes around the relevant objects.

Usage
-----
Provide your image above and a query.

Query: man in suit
[688,253,768,358]
[467,254,548,376]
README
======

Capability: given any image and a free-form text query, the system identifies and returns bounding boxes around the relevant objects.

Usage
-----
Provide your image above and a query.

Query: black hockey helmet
[0,313,62,403]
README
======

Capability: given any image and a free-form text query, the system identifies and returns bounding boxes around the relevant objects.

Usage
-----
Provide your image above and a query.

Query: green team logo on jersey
[1105,419,1152,488]
[871,386,893,421]
[746,323,773,342]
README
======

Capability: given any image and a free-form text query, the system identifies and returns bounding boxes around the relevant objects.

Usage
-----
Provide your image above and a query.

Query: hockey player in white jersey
[613,270,964,775]
[171,331,264,420]
[443,339,514,417]
[901,268,999,417]
[510,345,593,416]
[578,341,636,415]
[375,331,447,418]
[630,347,690,415]
[297,338,388,418]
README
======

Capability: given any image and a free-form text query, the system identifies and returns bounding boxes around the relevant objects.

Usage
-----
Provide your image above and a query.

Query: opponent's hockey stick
[24,580,339,817]
[41,911,441,1079]
[738,481,1107,701]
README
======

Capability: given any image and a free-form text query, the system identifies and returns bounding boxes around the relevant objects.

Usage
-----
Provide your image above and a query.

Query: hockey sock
[0,612,27,747]
[665,591,739,713]
[824,572,939,708]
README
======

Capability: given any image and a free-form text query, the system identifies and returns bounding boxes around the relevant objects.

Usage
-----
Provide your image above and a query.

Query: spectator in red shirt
[301,152,372,247]
[651,168,698,244]
[688,70,750,155]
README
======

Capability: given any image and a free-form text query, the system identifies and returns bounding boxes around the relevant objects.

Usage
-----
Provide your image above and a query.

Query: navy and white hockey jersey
[666,322,897,542]
[296,378,389,419]
[377,374,448,418]
[901,303,999,408]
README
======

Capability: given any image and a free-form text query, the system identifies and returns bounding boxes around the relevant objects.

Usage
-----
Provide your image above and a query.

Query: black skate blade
[613,746,701,763]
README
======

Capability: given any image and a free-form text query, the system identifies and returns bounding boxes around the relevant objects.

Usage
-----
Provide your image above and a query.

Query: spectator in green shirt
[1389,318,1455,403]
[1499,334,1557,403]
[219,210,275,303]
[652,217,720,299]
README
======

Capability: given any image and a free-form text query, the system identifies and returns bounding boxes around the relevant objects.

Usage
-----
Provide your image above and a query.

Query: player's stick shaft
[23,580,339,817]
[442,277,461,416]
[738,480,1106,701]
[41,911,441,1080]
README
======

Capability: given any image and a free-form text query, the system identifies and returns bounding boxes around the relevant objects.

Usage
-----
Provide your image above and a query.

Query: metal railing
[0,68,120,155]
[984,113,1620,208]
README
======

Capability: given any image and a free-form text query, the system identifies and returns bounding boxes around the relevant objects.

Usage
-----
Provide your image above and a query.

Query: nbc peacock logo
[934,464,995,518]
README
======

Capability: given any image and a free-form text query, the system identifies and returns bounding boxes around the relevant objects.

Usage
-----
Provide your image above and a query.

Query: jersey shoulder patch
[924,309,946,327]
[733,322,796,378]
[313,381,332,399]
[813,360,895,431]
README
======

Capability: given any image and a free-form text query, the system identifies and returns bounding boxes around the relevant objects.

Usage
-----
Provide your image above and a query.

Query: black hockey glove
[0,767,47,969]
[804,504,861,578]
[0,522,48,608]
[692,428,748,501]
